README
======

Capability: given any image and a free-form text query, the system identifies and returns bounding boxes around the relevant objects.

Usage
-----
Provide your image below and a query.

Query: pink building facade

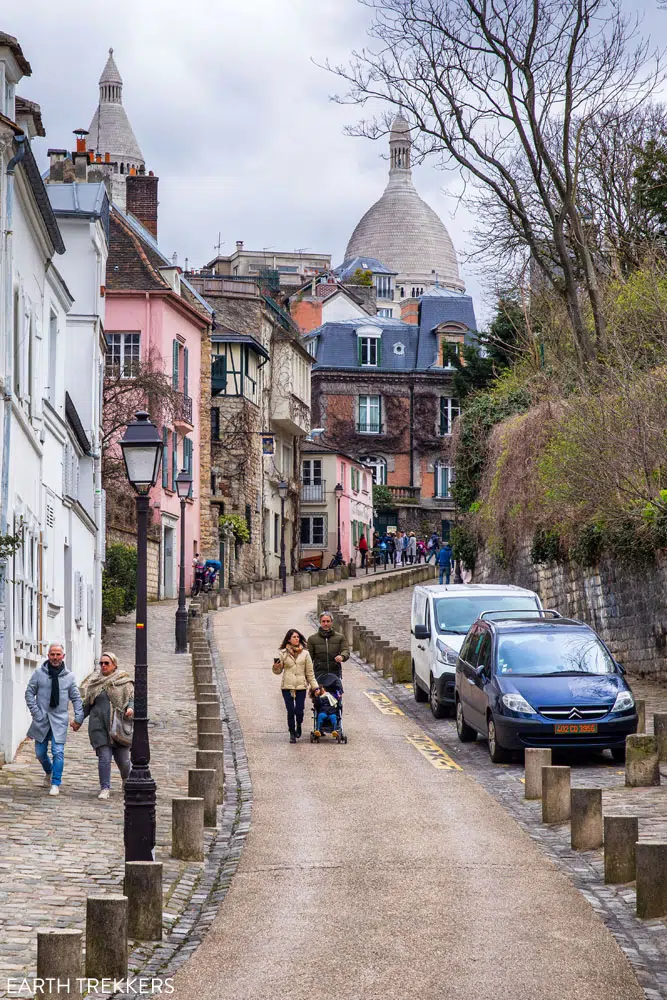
[105,206,212,598]
[300,444,374,567]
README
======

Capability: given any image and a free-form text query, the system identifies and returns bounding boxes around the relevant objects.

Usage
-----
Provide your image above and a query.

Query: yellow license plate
[554,723,597,734]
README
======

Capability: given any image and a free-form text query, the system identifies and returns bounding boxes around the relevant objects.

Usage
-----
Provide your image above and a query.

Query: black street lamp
[175,466,193,654]
[120,410,163,862]
[334,482,343,566]
[278,480,288,593]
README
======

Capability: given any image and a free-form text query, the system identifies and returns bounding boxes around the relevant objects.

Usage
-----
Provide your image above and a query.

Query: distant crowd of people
[356,530,467,584]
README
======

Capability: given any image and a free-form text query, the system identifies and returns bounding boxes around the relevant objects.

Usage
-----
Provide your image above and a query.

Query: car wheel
[487,714,511,763]
[456,698,477,742]
[430,676,447,719]
[611,746,626,763]
[413,664,428,703]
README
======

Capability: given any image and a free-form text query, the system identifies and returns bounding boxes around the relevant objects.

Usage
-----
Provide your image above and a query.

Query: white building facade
[0,34,106,761]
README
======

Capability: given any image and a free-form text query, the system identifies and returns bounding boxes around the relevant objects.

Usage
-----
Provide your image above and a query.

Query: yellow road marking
[405,732,462,771]
[364,690,405,716]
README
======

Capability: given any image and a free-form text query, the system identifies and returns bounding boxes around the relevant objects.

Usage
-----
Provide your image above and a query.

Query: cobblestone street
[0,601,206,997]
[344,585,667,997]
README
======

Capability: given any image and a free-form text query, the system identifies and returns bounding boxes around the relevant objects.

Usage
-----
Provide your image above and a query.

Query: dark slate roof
[306,288,477,372]
[65,393,91,453]
[15,96,44,136]
[47,181,108,217]
[334,256,397,280]
[14,139,65,254]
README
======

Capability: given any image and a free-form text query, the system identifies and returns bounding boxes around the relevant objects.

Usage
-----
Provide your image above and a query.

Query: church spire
[389,112,412,175]
[99,47,123,105]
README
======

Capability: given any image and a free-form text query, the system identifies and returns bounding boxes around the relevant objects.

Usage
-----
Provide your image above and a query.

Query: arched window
[360,456,387,485]
[120,163,124,174]
[434,460,453,498]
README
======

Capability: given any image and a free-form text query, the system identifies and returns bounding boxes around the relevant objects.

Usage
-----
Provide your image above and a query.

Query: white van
[410,584,542,718]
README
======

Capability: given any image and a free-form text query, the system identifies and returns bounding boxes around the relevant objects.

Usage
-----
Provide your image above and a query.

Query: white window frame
[440,397,461,436]
[105,332,141,377]
[300,514,327,546]
[358,394,381,434]
[434,461,454,498]
[360,456,387,485]
[359,337,378,366]
[302,459,322,486]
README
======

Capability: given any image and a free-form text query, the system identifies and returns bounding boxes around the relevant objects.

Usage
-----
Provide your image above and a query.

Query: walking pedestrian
[77,652,134,800]
[407,532,417,564]
[25,643,84,796]
[273,629,318,743]
[426,532,440,563]
[401,531,410,565]
[437,542,453,585]
[358,532,368,569]
[307,612,350,681]
[416,538,426,563]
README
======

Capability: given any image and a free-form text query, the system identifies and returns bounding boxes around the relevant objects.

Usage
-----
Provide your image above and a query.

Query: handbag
[109,704,134,746]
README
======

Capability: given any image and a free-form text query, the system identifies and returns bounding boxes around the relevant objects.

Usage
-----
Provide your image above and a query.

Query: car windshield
[497,630,616,675]
[434,595,539,634]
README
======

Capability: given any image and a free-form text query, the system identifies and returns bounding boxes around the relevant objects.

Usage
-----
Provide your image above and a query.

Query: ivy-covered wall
[475,540,667,678]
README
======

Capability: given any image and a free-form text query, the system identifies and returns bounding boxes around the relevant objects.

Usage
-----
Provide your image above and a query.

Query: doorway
[163,526,175,599]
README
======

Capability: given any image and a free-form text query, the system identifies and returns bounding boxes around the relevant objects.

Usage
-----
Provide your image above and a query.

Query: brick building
[305,287,477,540]
[185,273,313,586]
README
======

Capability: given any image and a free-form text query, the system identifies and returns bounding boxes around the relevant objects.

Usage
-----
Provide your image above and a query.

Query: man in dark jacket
[307,612,350,680]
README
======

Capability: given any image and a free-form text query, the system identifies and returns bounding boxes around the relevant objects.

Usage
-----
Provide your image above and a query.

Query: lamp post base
[175,606,188,654]
[124,763,157,862]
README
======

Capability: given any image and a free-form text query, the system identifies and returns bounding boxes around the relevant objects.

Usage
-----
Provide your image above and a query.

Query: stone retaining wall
[476,540,667,679]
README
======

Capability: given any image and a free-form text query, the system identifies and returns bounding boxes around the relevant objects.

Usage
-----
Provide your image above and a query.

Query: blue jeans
[439,567,451,585]
[317,711,338,731]
[34,730,65,786]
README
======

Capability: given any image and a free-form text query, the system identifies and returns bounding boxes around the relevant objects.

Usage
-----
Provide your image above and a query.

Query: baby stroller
[310,672,348,744]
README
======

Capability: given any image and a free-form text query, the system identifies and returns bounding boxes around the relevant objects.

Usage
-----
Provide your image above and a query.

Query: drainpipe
[409,382,414,488]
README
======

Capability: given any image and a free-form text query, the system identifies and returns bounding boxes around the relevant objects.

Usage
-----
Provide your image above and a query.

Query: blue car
[455,612,638,763]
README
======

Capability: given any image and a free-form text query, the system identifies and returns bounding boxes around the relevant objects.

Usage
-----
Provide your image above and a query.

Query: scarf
[80,668,134,711]
[47,663,64,708]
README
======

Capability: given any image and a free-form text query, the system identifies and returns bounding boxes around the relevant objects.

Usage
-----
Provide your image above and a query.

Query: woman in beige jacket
[274,628,318,743]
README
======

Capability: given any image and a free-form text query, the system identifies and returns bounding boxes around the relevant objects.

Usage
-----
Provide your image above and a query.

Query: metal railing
[301,480,326,502]
[175,392,193,424]
[356,422,383,434]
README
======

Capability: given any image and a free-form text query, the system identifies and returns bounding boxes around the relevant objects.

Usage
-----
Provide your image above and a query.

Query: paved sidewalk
[0,601,205,997]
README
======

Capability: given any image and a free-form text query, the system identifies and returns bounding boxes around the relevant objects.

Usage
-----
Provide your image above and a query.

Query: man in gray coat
[25,643,84,796]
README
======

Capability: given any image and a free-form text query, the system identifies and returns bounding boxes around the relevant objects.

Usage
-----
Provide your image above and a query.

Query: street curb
[111,613,252,998]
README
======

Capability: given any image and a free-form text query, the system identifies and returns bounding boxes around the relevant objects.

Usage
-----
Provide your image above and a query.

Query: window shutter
[162,427,168,488]
[357,338,363,366]
[100,489,107,561]
[376,338,382,367]
[172,431,178,489]
[172,340,179,389]
[183,346,189,398]
[62,443,70,496]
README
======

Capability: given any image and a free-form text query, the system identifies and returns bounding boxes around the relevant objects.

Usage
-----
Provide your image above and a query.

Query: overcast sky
[9,0,666,326]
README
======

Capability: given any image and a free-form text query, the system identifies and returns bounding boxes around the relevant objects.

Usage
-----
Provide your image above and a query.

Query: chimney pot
[236,240,244,251]
[104,152,110,163]
[129,166,136,175]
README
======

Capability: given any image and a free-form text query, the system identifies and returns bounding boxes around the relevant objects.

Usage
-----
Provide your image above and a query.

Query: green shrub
[102,543,138,626]
[451,524,477,572]
[372,484,394,509]
[530,527,563,564]
[219,513,251,543]
[570,523,604,566]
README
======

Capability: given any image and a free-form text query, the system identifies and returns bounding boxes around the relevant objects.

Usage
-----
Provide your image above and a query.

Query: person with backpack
[437,542,453,585]
[427,532,440,563]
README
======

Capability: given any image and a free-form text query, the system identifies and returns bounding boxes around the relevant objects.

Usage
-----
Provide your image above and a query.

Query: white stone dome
[345,114,463,291]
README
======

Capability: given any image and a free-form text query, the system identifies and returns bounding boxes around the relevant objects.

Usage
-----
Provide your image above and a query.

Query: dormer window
[435,323,467,367]
[356,325,382,367]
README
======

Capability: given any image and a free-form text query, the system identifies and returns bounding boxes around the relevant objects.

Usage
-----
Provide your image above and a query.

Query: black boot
[289,732,297,744]
[296,721,302,739]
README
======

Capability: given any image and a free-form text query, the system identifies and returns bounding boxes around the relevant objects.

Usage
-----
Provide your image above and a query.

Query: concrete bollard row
[188,768,217,827]
[604,815,638,883]
[524,748,552,800]
[172,797,204,861]
[198,731,224,753]
[37,929,82,998]
[85,895,128,979]
[570,788,603,850]
[541,766,571,824]
[197,749,224,804]
[636,841,667,918]
[654,713,667,761]
[125,861,162,941]
[625,734,660,787]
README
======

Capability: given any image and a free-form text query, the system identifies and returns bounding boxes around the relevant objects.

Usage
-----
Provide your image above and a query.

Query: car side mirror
[476,664,488,678]
[413,624,430,641]
[616,661,626,675]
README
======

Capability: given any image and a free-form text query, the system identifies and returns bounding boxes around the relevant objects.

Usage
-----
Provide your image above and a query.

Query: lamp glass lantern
[278,480,289,501]
[175,467,193,500]
[334,482,344,500]
[120,411,163,495]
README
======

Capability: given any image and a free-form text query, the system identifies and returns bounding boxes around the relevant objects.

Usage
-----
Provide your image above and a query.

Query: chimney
[236,240,244,252]
[73,151,88,182]
[73,127,88,153]
[104,152,110,163]
[47,149,68,183]
[126,172,159,239]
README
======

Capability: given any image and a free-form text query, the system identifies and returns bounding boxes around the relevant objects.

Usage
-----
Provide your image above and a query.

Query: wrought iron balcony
[356,422,383,434]
[174,392,193,428]
[301,480,326,502]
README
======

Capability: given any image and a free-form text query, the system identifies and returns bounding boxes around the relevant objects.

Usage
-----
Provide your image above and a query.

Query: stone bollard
[524,748,552,800]
[636,699,646,734]
[196,701,220,722]
[351,585,363,603]
[341,563,349,580]
[571,788,603,850]
[604,815,638,883]
[188,768,217,827]
[253,581,264,601]
[372,640,390,672]
[172,797,204,861]
[125,861,162,941]
[197,749,224,804]
[361,583,371,600]
[382,647,398,680]
[218,589,231,608]
[625,734,660,787]
[352,624,362,652]
[197,686,219,702]
[230,586,242,605]
[391,650,412,684]
[342,618,355,647]
[326,568,335,583]
[37,929,82,998]
[198,731,223,752]
[334,565,342,582]
[197,716,223,735]
[654,714,667,761]
[85,895,128,979]
[193,666,213,686]
[541,766,571,824]
[636,842,667,919]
